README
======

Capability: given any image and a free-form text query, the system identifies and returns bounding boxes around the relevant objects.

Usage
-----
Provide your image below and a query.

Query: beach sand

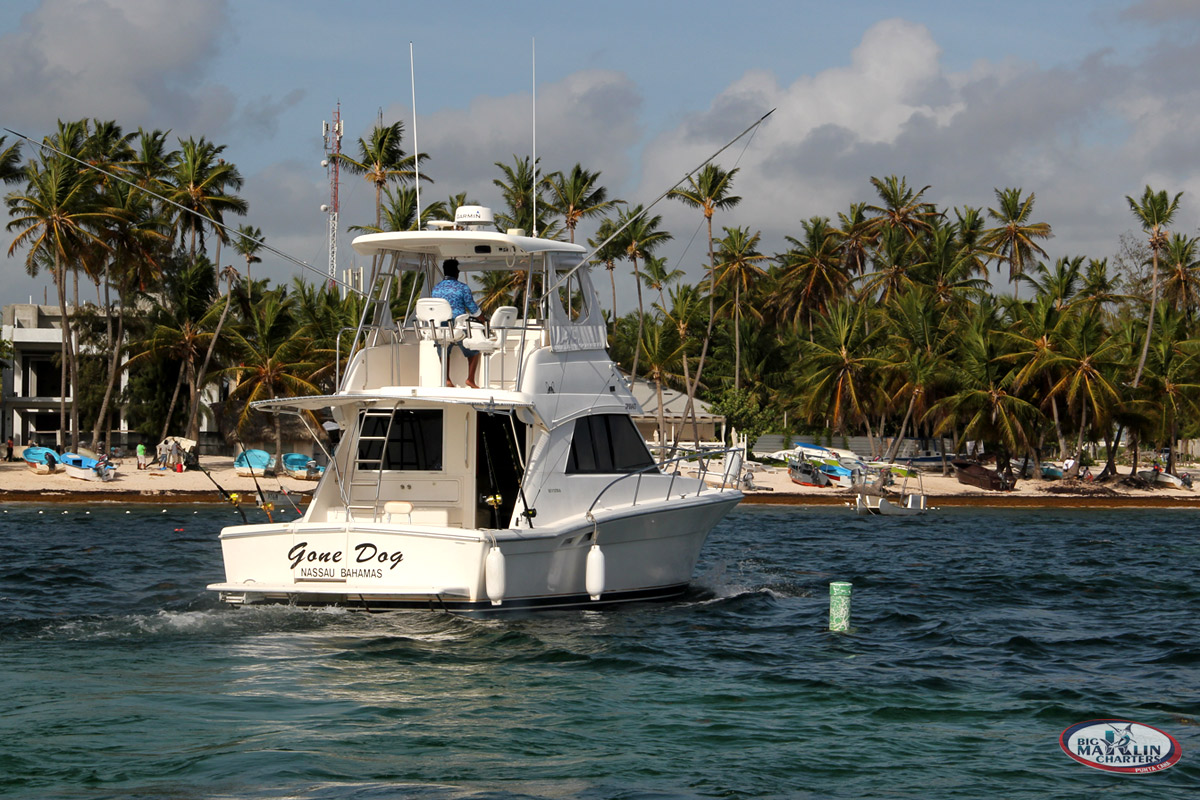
[2,452,1198,508]
[0,454,318,506]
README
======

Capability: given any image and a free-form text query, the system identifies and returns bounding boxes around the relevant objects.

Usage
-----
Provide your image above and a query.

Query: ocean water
[0,503,1196,799]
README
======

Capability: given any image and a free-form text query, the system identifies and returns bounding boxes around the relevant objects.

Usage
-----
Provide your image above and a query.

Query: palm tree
[1126,186,1183,389]
[637,318,685,450]
[292,277,358,393]
[1044,309,1129,476]
[712,226,768,392]
[232,224,265,280]
[773,216,848,334]
[980,187,1052,284]
[542,164,619,243]
[668,163,741,431]
[337,119,428,232]
[185,264,241,440]
[88,179,170,452]
[1159,233,1200,321]
[663,283,706,445]
[220,290,322,463]
[0,135,23,185]
[796,298,885,436]
[832,202,875,277]
[588,216,624,320]
[880,287,954,461]
[125,255,218,442]
[493,155,557,237]
[6,152,112,449]
[641,255,685,311]
[928,319,1039,473]
[167,137,248,258]
[614,205,672,381]
[864,175,940,241]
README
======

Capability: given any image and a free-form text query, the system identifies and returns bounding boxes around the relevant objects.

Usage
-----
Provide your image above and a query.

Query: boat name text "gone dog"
[288,542,405,571]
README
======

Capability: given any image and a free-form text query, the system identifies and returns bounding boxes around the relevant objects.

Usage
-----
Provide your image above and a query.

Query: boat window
[357,409,443,471]
[566,414,656,474]
[554,265,590,323]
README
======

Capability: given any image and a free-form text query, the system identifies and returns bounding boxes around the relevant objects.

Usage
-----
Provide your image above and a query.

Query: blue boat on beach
[233,449,272,477]
[280,452,324,480]
[59,452,117,482]
[21,446,62,474]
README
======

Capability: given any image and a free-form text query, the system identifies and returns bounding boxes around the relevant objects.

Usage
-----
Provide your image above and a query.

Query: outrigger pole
[2,126,366,297]
[539,107,775,300]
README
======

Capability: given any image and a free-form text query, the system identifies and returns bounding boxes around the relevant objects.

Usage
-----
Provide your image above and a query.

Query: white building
[1,304,81,446]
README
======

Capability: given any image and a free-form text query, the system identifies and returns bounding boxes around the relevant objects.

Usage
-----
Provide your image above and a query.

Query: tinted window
[566,414,655,474]
[357,409,443,471]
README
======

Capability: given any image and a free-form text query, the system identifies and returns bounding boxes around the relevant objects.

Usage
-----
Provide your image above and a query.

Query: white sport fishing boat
[208,206,743,611]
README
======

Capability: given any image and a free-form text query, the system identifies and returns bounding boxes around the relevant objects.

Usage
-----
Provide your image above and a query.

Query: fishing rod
[193,457,249,524]
[2,126,366,297]
[539,107,775,301]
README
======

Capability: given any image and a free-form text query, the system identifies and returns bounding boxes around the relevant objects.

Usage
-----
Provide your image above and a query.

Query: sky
[2,0,1200,309]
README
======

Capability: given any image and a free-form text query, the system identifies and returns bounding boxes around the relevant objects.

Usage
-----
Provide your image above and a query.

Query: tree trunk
[1132,247,1159,389]
[733,283,741,393]
[187,269,236,440]
[885,394,917,462]
[90,294,125,453]
[1068,403,1087,479]
[1099,424,1120,481]
[159,360,188,443]
[1050,395,1067,460]
[630,255,645,383]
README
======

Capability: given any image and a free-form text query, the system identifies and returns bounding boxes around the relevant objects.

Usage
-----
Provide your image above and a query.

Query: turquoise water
[1,504,1197,799]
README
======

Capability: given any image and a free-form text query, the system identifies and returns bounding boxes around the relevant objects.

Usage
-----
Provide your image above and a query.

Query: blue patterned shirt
[431,278,480,318]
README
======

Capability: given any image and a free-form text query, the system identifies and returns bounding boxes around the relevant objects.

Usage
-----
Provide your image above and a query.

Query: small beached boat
[788,458,831,487]
[22,446,62,474]
[280,453,324,480]
[60,452,117,482]
[234,449,273,477]
[1137,466,1185,488]
[854,468,927,516]
[951,459,1012,491]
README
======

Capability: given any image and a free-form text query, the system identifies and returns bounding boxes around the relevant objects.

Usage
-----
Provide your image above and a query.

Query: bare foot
[445,380,455,388]
[465,380,480,389]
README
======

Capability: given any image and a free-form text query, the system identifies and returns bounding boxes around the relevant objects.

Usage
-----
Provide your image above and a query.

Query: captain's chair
[414,298,462,343]
[461,306,519,388]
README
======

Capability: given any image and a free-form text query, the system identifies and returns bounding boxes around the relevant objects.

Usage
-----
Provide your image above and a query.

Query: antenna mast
[322,103,344,288]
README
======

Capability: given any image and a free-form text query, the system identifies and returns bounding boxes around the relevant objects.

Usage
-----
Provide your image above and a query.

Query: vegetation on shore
[3,118,1198,480]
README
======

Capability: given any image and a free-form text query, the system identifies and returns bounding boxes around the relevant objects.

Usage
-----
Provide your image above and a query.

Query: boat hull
[854,493,927,516]
[63,463,117,482]
[209,493,740,611]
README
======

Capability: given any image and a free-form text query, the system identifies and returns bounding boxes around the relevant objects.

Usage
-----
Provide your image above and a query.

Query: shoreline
[3,459,1198,509]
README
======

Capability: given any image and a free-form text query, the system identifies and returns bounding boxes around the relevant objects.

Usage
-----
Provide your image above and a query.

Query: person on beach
[5,437,12,462]
[169,439,182,470]
[157,440,169,469]
[431,258,484,389]
[136,441,146,470]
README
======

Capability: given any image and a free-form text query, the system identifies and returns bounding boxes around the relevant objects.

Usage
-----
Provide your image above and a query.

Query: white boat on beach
[853,468,927,516]
[60,452,117,482]
[1137,466,1185,488]
[208,206,743,611]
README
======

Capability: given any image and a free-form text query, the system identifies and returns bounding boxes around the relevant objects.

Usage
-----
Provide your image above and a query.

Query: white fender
[585,544,605,600]
[485,545,506,606]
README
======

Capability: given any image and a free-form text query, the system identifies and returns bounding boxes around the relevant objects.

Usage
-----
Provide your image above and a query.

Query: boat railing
[585,445,743,521]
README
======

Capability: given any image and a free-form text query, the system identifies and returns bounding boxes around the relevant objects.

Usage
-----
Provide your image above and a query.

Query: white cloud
[0,0,234,132]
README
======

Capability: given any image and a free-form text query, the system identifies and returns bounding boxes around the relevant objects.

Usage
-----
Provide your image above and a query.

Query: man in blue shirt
[431,258,484,388]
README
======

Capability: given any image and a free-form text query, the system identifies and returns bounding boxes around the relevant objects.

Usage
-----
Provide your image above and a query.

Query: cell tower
[321,103,344,287]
